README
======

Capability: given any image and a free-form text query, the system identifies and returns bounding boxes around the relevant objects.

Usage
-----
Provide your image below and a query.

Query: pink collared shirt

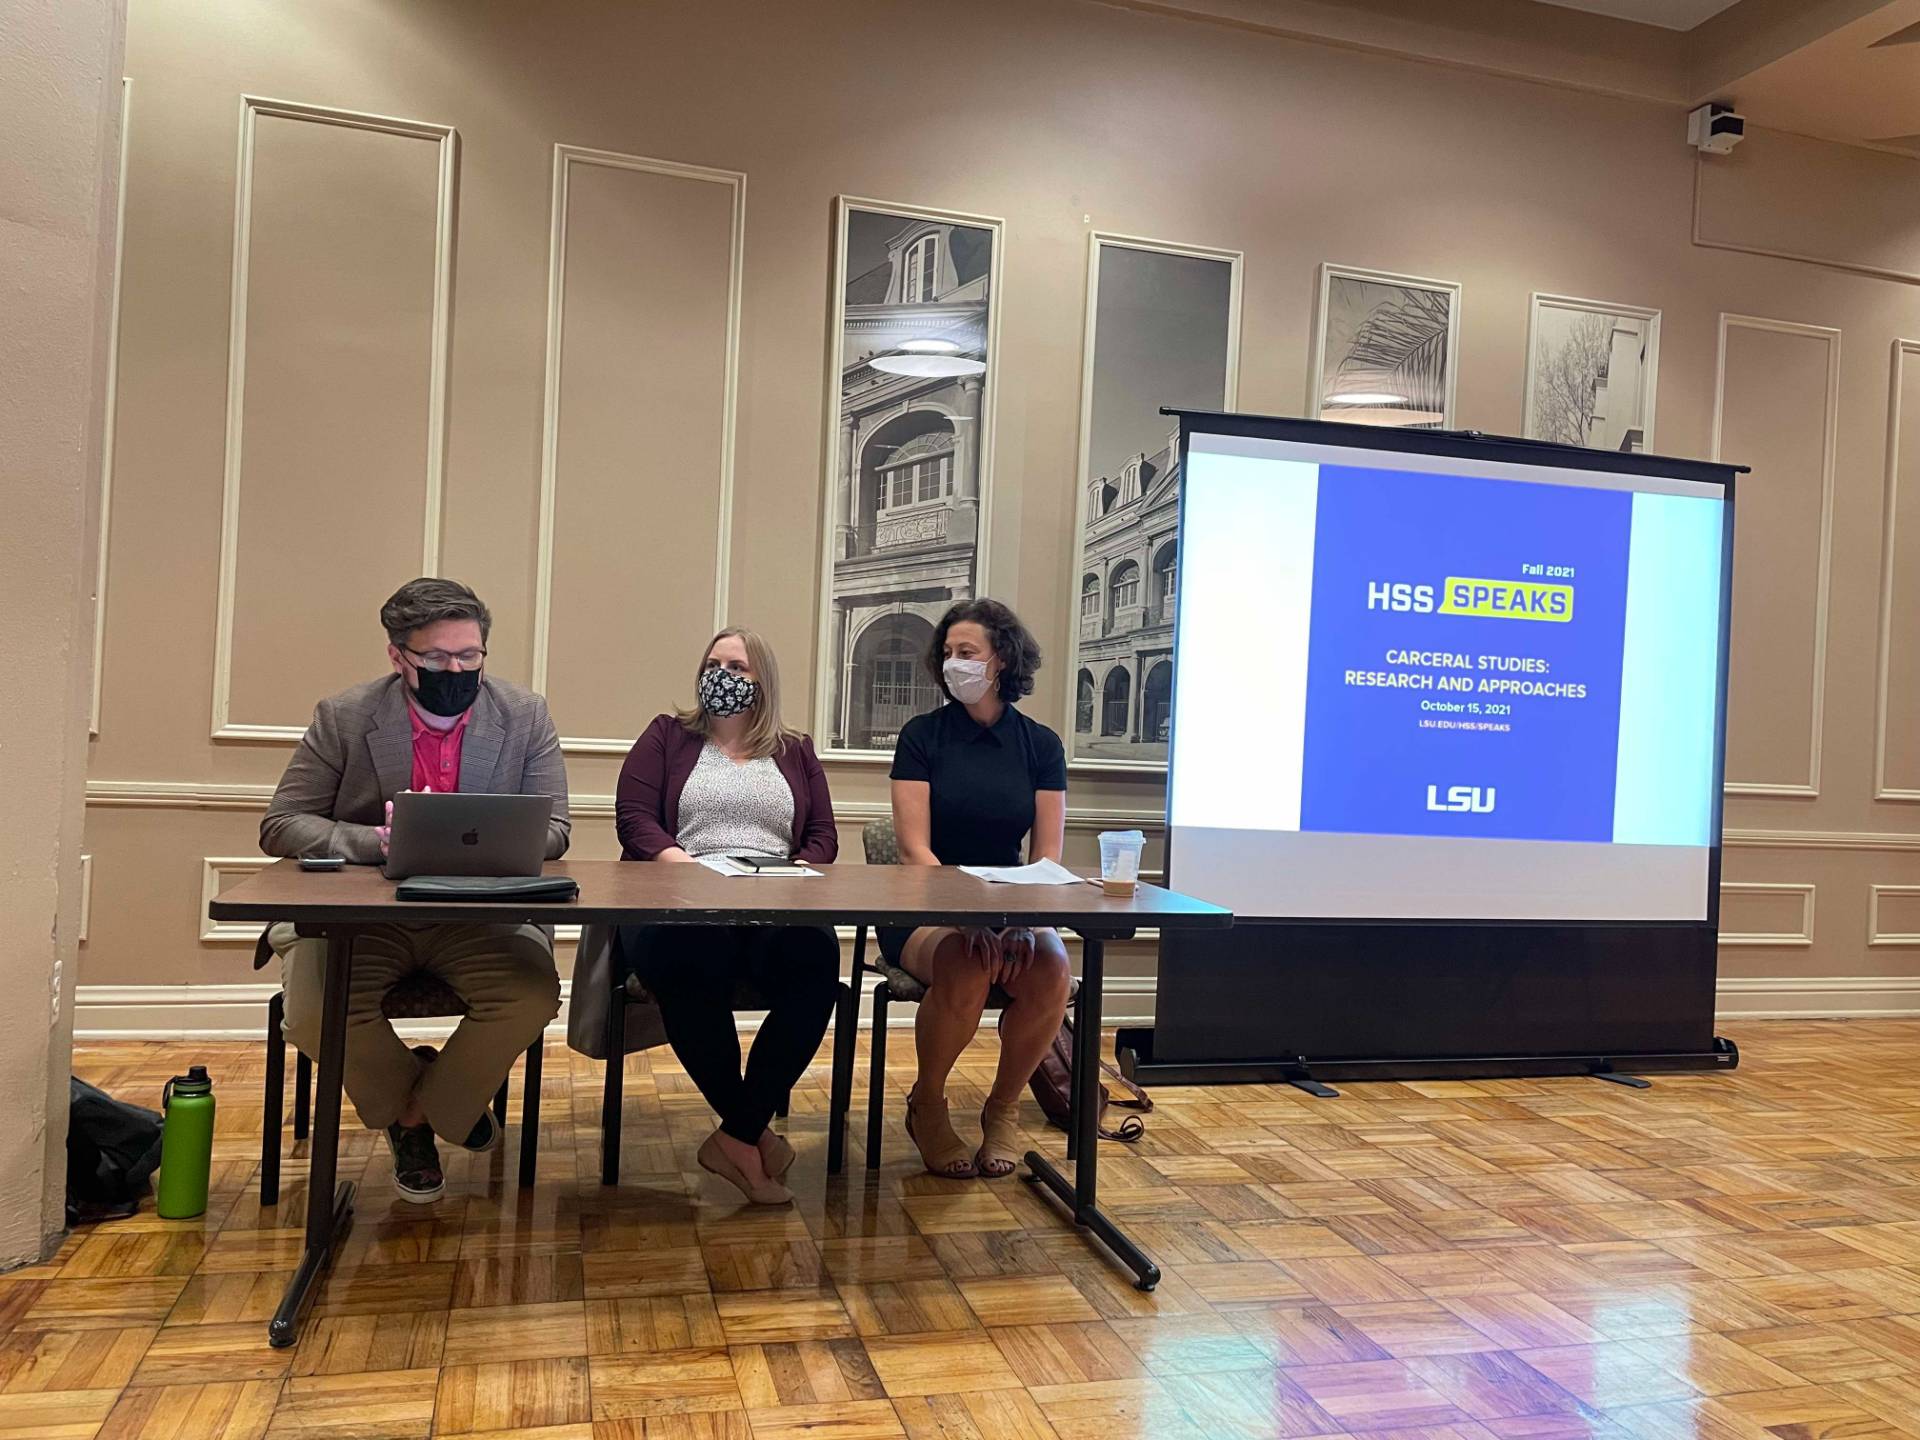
[408,703,470,793]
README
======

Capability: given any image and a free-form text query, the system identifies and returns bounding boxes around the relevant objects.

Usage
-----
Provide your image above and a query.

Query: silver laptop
[383,792,553,880]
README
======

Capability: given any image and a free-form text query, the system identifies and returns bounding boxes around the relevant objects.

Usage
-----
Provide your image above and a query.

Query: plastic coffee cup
[1098,830,1145,898]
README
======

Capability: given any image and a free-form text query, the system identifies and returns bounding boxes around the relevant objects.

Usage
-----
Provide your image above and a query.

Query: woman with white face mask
[612,627,840,1204]
[885,599,1071,1179]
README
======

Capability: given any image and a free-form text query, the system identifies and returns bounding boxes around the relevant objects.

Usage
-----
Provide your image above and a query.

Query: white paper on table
[695,855,822,878]
[957,859,1092,886]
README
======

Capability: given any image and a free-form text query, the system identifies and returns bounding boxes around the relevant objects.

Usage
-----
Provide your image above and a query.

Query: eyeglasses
[402,646,486,672]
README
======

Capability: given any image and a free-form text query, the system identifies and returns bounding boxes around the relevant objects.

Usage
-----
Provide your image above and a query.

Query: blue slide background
[1297,465,1634,842]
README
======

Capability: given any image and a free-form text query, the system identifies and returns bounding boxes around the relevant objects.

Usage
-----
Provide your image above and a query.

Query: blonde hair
[676,626,801,760]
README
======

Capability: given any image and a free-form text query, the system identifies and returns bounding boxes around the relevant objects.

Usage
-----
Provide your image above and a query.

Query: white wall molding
[87,780,276,809]
[201,857,271,942]
[211,95,458,743]
[531,146,746,755]
[1717,881,1815,948]
[79,780,1920,859]
[1714,974,1920,1019]
[1874,339,1920,802]
[1868,884,1920,947]
[91,77,132,738]
[1712,313,1839,800]
[1722,828,1920,852]
[1692,149,1920,291]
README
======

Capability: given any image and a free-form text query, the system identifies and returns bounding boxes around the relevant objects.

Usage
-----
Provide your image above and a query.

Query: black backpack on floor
[66,1076,164,1224]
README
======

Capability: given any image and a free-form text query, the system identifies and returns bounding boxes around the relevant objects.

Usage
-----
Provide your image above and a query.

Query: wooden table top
[207,859,1233,935]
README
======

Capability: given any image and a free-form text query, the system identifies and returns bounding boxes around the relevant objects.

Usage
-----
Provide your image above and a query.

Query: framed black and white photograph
[1310,264,1460,429]
[815,197,1003,758]
[1068,233,1241,769]
[1524,293,1660,453]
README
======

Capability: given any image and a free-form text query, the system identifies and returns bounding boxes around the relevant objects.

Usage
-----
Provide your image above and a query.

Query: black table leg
[1024,936,1161,1291]
[269,927,358,1347]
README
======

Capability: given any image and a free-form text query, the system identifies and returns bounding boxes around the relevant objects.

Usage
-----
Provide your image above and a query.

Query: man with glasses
[261,578,571,1201]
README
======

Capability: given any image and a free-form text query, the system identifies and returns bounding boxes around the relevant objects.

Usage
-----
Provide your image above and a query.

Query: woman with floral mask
[613,627,839,1204]
[884,599,1071,1179]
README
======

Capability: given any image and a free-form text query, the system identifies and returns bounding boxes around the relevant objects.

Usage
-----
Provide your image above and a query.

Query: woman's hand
[656,847,696,864]
[996,927,1036,985]
[961,928,1002,971]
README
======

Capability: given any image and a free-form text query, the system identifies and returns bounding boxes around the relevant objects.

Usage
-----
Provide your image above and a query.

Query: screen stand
[1287,1075,1340,1098]
[1591,1070,1652,1089]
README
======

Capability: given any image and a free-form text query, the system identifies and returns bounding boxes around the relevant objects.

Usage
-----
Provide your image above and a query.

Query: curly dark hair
[927,598,1042,703]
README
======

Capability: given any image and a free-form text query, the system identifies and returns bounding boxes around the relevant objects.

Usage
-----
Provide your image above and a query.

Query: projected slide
[1167,431,1729,923]
[1300,465,1631,845]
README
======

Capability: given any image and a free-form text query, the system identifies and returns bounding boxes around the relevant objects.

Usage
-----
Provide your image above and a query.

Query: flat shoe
[762,1132,796,1183]
[697,1132,793,1206]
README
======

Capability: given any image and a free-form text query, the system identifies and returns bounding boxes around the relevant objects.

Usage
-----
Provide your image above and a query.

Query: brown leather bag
[1005,1011,1150,1142]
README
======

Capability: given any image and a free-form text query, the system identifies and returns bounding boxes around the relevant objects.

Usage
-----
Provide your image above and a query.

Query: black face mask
[410,664,482,717]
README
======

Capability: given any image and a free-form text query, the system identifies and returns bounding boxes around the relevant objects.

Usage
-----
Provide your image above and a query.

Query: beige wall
[82,0,1920,1031]
[2,0,127,1260]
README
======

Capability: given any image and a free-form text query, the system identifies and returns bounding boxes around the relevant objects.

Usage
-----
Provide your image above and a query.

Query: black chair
[256,929,543,1204]
[849,819,1079,1169]
[599,930,857,1183]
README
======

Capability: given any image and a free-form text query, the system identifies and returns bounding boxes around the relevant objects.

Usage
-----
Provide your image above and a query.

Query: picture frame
[1523,292,1661,454]
[1066,231,1242,771]
[1308,263,1460,429]
[813,196,1004,760]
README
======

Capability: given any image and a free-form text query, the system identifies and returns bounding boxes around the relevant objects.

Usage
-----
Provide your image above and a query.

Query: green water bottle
[156,1065,215,1218]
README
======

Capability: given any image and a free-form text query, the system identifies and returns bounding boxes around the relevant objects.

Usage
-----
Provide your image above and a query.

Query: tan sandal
[976,1098,1022,1178]
[906,1089,976,1179]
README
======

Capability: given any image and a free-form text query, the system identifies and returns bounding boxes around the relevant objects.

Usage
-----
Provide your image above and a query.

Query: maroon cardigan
[615,713,838,864]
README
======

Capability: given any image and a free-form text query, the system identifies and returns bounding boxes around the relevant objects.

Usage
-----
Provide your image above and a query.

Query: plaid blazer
[261,674,572,865]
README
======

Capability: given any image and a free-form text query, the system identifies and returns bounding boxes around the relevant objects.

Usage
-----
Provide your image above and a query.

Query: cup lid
[169,1065,212,1094]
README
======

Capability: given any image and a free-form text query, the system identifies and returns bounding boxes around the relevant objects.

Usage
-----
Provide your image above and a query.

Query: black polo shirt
[890,702,1067,866]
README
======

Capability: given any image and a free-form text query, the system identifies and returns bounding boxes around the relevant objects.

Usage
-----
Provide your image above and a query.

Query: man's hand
[379,785,430,858]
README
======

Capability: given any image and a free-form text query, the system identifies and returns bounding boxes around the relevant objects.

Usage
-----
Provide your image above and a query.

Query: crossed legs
[278,921,559,1143]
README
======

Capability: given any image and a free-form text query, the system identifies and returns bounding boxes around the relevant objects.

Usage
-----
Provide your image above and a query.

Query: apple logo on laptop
[461,829,480,846]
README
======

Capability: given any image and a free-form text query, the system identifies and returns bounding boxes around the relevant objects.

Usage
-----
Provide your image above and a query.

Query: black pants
[616,924,839,1143]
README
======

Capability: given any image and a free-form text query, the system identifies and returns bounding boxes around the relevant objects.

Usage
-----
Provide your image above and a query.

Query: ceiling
[1533,0,1739,29]
[1123,0,1920,156]
[1725,0,1920,152]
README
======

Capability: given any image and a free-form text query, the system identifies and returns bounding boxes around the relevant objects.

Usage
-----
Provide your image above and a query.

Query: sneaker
[384,1122,444,1203]
[459,1107,501,1154]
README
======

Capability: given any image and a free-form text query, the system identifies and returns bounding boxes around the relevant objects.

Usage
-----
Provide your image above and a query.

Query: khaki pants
[274,921,560,1142]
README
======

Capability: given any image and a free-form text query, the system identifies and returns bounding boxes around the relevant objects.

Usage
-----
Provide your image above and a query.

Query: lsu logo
[1427,784,1495,813]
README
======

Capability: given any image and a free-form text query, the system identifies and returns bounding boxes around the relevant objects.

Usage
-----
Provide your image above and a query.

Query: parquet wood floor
[7,1021,1920,1438]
